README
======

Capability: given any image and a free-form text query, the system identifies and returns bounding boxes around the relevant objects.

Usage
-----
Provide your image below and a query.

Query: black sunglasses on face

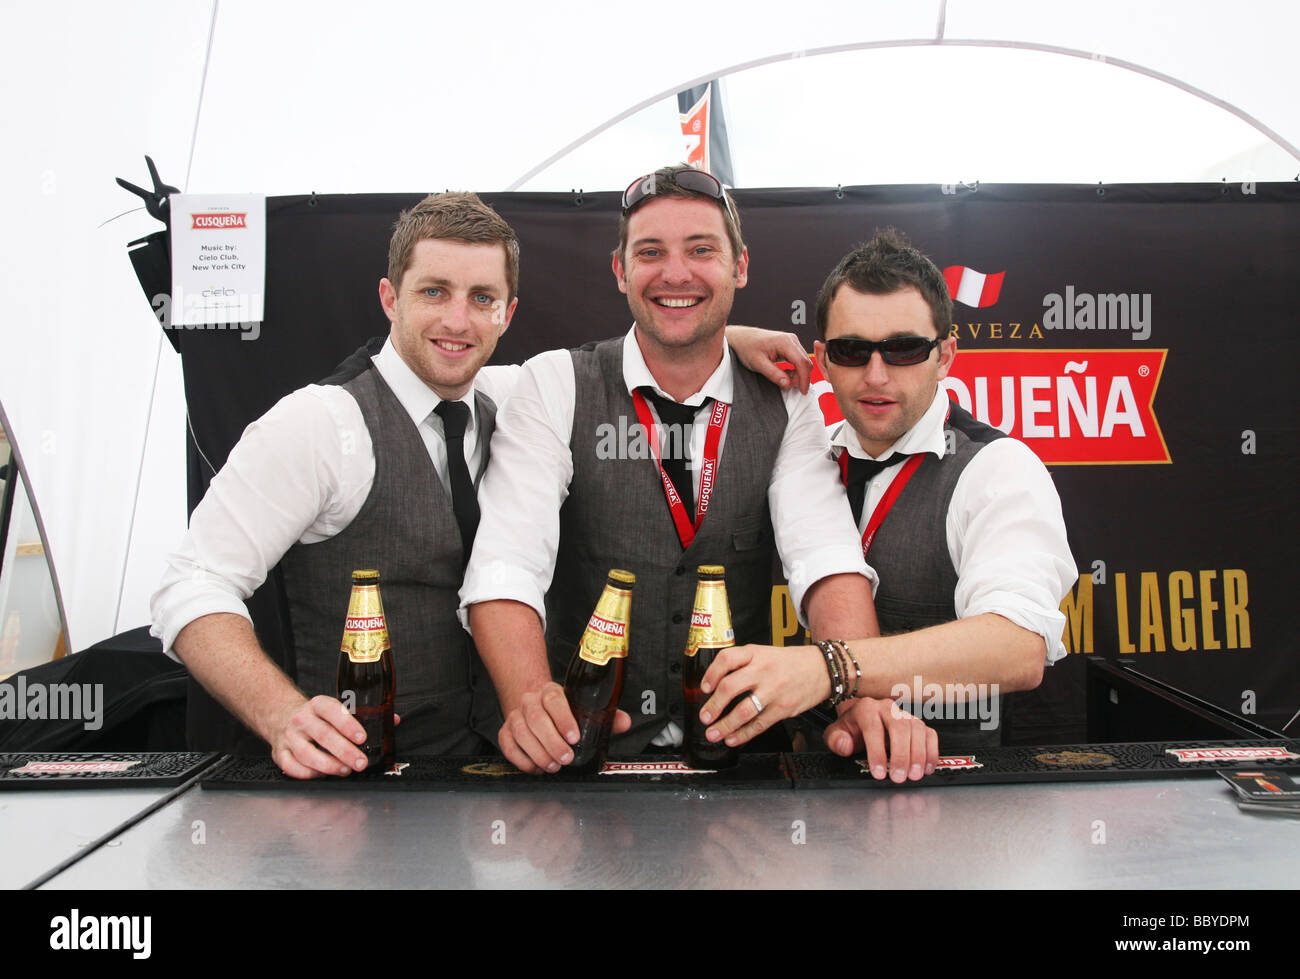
[621,168,740,229]
[824,336,943,367]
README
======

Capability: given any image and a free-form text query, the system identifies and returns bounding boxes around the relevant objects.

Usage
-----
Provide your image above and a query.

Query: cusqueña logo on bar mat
[934,755,982,770]
[856,756,982,773]
[1166,746,1300,763]
[599,761,715,775]
[9,759,141,775]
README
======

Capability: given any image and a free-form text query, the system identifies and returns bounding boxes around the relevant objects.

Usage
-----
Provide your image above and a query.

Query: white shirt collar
[829,387,949,462]
[372,336,477,431]
[620,326,734,406]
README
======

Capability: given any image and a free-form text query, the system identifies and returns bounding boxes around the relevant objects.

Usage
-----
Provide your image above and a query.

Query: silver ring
[749,694,764,714]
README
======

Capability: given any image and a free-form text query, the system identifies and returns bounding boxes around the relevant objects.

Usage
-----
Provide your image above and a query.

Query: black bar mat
[202,753,793,791]
[788,739,1300,790]
[0,752,219,789]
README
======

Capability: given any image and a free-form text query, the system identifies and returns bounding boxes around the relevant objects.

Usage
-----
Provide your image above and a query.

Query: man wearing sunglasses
[701,230,1075,757]
[463,167,938,781]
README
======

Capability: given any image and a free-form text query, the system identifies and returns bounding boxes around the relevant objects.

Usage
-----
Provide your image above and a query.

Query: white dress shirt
[460,327,872,629]
[830,388,1076,663]
[150,338,520,655]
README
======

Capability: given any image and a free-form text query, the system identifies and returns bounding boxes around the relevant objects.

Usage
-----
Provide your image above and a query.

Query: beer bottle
[336,569,396,770]
[563,570,634,775]
[683,564,740,770]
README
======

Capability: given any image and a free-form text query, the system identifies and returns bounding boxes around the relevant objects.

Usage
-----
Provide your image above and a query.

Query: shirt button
[668,704,682,718]
[675,566,685,576]
[672,612,684,624]
[669,662,681,675]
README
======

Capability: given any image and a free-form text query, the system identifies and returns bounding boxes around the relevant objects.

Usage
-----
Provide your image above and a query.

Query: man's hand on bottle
[268,694,400,780]
[499,681,631,774]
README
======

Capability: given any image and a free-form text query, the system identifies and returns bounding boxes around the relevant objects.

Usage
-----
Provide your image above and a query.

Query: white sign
[169,193,266,335]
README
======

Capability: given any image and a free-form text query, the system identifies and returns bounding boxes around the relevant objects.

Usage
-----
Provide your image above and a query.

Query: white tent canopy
[2,0,1296,653]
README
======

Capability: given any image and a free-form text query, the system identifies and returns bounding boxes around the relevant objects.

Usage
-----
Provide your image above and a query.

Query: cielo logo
[190,211,247,229]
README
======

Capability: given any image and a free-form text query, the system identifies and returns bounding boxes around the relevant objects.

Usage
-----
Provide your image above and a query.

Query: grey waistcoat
[547,338,787,754]
[866,401,1009,751]
[278,360,499,755]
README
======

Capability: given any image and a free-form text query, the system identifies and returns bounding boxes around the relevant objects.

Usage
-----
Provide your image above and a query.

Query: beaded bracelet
[816,639,845,706]
[830,639,862,699]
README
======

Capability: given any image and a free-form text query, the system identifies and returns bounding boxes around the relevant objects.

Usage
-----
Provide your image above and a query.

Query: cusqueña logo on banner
[811,264,1168,466]
[943,348,1169,465]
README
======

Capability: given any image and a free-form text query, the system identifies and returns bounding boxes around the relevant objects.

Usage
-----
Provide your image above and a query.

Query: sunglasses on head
[621,168,739,228]
[824,336,943,367]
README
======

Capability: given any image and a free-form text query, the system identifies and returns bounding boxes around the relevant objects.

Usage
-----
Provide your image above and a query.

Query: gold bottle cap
[352,569,380,581]
[608,569,636,586]
[696,565,725,576]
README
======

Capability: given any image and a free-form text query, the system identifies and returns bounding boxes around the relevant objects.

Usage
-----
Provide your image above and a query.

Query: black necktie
[641,389,705,518]
[844,454,906,526]
[433,400,479,565]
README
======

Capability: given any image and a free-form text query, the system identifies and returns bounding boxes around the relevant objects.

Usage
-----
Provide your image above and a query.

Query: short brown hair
[387,191,520,299]
[613,164,744,265]
[815,228,952,339]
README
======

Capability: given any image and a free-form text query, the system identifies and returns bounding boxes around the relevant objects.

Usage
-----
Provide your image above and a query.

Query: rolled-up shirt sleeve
[150,386,370,656]
[949,438,1078,664]
[770,387,876,624]
[459,350,576,631]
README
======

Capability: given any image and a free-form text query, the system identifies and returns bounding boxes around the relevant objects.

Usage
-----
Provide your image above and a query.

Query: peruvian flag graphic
[944,265,1005,308]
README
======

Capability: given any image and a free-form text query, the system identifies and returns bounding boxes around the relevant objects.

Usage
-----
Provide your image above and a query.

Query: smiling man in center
[462,165,937,780]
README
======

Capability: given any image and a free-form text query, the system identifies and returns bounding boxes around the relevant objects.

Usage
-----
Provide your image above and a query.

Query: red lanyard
[837,450,925,559]
[858,454,924,558]
[631,390,728,549]
[836,404,950,559]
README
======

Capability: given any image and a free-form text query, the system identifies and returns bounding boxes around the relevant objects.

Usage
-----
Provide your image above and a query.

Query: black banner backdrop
[168,184,1300,744]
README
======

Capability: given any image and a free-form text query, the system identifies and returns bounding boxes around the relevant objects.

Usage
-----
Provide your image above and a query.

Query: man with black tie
[699,229,1077,758]
[463,167,938,781]
[152,192,520,778]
